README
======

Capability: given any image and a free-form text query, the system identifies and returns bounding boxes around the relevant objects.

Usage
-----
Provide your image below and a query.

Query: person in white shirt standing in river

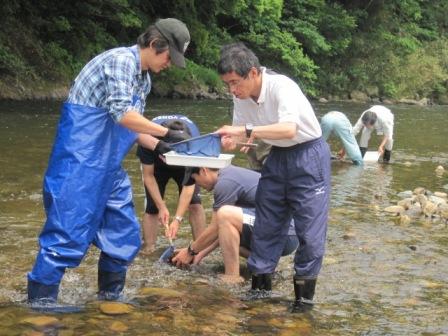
[216,42,331,313]
[352,105,394,162]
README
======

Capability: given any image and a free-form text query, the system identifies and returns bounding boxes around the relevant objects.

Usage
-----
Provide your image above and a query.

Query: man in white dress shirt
[216,43,331,312]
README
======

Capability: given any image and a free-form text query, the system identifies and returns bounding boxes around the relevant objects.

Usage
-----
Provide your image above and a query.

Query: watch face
[246,123,254,137]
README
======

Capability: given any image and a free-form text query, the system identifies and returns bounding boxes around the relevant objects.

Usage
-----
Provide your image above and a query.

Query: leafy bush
[392,40,448,98]
[0,44,29,76]
[1,0,448,100]
[153,60,225,95]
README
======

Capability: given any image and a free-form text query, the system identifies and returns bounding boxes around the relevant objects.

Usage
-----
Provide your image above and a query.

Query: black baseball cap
[161,120,191,143]
[155,18,190,68]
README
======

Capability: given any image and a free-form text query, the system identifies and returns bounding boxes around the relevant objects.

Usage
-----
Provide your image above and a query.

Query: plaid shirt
[67,45,151,122]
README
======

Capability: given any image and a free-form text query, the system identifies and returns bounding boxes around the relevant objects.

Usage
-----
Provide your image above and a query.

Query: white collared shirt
[353,105,394,138]
[232,68,321,147]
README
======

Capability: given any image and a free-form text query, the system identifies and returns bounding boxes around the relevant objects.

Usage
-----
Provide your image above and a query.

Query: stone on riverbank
[400,215,411,225]
[21,316,62,331]
[384,205,405,215]
[398,98,430,106]
[350,90,368,101]
[397,190,413,199]
[434,192,447,199]
[413,187,426,195]
[397,198,414,210]
[99,302,133,315]
[138,287,183,298]
[435,165,445,175]
[109,321,129,332]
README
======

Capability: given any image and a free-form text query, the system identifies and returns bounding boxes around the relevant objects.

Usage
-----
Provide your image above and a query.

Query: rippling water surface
[0,99,447,335]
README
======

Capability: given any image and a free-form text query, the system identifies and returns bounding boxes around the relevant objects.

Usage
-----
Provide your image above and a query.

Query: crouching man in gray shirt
[171,165,298,283]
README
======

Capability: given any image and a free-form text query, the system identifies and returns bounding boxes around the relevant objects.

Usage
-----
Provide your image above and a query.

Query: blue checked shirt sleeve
[104,55,137,122]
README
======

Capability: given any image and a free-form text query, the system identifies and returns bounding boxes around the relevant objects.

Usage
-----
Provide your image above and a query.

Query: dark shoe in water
[382,149,392,163]
[98,270,126,301]
[291,298,314,313]
[242,273,273,300]
[251,273,272,291]
[292,276,317,313]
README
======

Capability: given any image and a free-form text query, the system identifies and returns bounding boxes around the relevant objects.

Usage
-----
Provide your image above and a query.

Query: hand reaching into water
[337,148,346,160]
[171,248,193,268]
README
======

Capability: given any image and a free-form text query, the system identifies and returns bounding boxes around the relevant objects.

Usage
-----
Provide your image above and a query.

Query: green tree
[2,0,448,100]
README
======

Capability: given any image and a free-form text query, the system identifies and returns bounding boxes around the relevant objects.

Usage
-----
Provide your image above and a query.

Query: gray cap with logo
[155,18,190,68]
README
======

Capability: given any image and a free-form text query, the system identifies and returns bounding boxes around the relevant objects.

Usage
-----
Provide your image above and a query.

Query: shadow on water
[0,99,447,335]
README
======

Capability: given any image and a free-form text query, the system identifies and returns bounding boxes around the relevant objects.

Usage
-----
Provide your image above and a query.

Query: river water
[0,99,447,335]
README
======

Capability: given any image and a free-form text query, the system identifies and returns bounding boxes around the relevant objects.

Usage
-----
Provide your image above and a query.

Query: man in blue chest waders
[217,43,331,312]
[27,18,191,306]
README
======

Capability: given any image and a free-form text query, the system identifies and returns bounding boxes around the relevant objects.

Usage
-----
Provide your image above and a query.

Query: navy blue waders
[247,138,331,304]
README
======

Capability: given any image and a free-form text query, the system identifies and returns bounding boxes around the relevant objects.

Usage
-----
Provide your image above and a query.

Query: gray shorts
[240,208,299,256]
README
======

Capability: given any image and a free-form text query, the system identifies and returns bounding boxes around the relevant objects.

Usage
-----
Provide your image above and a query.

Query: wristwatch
[174,215,184,224]
[245,123,254,138]
[187,241,199,256]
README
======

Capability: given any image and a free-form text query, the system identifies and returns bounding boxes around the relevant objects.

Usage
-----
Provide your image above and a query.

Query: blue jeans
[321,111,363,165]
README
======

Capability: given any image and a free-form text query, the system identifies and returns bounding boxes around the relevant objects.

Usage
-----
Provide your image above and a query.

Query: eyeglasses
[224,74,249,89]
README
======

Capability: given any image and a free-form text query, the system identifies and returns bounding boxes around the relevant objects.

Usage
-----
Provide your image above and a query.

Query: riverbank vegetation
[1,0,447,103]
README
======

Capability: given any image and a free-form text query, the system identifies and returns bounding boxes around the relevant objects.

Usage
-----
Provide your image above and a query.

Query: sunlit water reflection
[0,99,447,335]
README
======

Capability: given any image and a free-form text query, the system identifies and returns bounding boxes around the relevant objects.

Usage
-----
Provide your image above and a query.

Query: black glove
[154,140,172,154]
[164,129,190,143]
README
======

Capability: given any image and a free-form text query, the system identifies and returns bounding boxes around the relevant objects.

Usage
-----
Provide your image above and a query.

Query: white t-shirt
[232,68,321,147]
[353,105,394,139]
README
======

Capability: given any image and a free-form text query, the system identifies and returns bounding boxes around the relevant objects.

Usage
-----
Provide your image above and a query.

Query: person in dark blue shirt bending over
[172,165,298,284]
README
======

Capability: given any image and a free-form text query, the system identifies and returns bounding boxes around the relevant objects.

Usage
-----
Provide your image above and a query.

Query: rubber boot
[292,276,317,313]
[359,147,367,158]
[98,270,126,301]
[27,279,81,313]
[244,273,272,300]
[251,273,272,291]
[28,279,59,305]
[382,150,391,163]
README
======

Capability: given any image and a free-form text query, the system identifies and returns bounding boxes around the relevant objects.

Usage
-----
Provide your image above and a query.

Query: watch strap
[187,241,198,256]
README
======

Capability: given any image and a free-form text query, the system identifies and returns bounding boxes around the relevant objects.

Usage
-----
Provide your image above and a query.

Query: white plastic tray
[364,151,380,162]
[164,151,234,168]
